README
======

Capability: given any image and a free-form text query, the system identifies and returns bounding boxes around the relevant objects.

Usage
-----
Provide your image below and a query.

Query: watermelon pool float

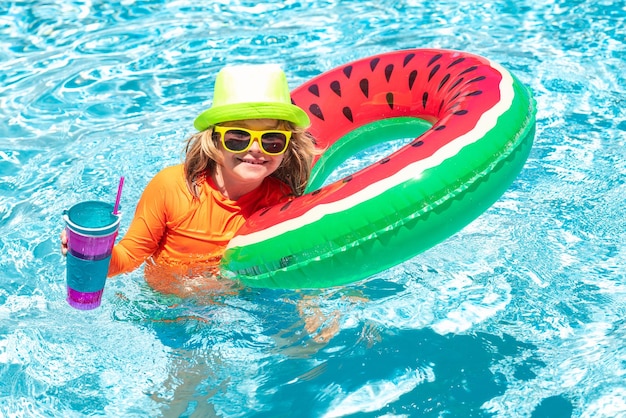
[221,48,537,289]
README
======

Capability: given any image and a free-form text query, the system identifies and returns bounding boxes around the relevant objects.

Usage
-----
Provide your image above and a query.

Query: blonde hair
[184,121,319,198]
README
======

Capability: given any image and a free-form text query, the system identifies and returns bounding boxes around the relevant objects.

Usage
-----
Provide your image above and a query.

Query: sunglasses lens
[223,129,252,151]
[260,132,288,154]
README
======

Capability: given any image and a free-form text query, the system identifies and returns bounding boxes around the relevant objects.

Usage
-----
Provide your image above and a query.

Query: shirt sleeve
[108,170,170,277]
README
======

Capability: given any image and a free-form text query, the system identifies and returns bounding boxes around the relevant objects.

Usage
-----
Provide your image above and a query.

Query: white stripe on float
[228,61,515,249]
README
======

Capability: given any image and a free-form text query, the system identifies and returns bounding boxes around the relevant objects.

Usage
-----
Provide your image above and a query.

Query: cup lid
[64,201,121,235]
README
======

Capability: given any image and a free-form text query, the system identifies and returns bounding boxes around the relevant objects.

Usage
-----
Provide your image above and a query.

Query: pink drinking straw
[113,176,125,215]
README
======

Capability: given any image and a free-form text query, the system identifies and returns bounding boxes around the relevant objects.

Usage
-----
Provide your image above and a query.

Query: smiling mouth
[239,158,266,165]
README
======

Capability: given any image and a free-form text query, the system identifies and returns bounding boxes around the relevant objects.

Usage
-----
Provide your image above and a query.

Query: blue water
[1,0,625,417]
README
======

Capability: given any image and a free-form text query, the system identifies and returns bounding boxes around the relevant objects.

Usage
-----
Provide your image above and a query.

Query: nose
[248,137,263,153]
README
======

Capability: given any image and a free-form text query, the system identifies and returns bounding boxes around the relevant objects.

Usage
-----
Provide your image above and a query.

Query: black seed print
[466,90,483,96]
[330,80,341,96]
[459,66,478,76]
[428,54,442,66]
[309,104,324,121]
[451,91,461,101]
[454,109,469,115]
[280,201,292,211]
[380,157,391,164]
[386,93,394,109]
[308,85,320,97]
[447,57,465,68]
[434,125,446,131]
[437,74,450,91]
[385,64,394,82]
[342,107,354,122]
[438,100,445,113]
[448,78,463,92]
[312,189,321,195]
[403,53,416,67]
[343,175,353,183]
[343,66,353,78]
[428,64,440,81]
[409,70,418,89]
[370,58,380,71]
[422,92,428,109]
[359,79,369,98]
[467,76,486,84]
[259,207,272,216]
[411,140,424,147]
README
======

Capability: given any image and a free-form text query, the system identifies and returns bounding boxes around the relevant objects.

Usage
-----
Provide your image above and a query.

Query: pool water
[1,0,625,417]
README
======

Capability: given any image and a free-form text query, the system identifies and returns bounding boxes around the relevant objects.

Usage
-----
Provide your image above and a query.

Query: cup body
[64,201,121,310]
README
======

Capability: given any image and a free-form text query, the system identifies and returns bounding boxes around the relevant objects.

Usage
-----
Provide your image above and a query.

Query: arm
[108,171,170,277]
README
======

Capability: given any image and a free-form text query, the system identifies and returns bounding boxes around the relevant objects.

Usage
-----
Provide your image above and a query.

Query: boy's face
[216,119,286,192]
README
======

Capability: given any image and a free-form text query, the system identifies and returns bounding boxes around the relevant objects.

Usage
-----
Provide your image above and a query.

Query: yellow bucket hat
[194,64,310,131]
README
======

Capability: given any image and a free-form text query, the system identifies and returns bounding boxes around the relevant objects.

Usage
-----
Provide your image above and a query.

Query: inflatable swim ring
[221,48,536,289]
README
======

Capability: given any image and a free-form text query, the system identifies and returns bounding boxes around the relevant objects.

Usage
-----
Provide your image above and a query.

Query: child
[62,64,317,296]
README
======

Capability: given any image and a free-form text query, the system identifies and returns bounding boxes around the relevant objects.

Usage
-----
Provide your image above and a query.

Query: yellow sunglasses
[213,126,292,155]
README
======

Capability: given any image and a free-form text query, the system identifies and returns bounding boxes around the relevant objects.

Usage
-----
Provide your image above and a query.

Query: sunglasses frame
[213,126,292,156]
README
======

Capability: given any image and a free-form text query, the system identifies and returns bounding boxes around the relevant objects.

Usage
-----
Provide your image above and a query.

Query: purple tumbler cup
[64,201,121,310]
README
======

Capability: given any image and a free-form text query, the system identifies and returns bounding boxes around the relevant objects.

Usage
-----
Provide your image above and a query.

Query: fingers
[60,229,68,256]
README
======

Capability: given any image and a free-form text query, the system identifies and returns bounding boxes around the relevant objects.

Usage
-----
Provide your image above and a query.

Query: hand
[297,293,369,344]
[60,229,68,256]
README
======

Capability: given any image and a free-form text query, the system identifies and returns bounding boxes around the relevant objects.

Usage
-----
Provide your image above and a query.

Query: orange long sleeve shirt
[108,164,292,294]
